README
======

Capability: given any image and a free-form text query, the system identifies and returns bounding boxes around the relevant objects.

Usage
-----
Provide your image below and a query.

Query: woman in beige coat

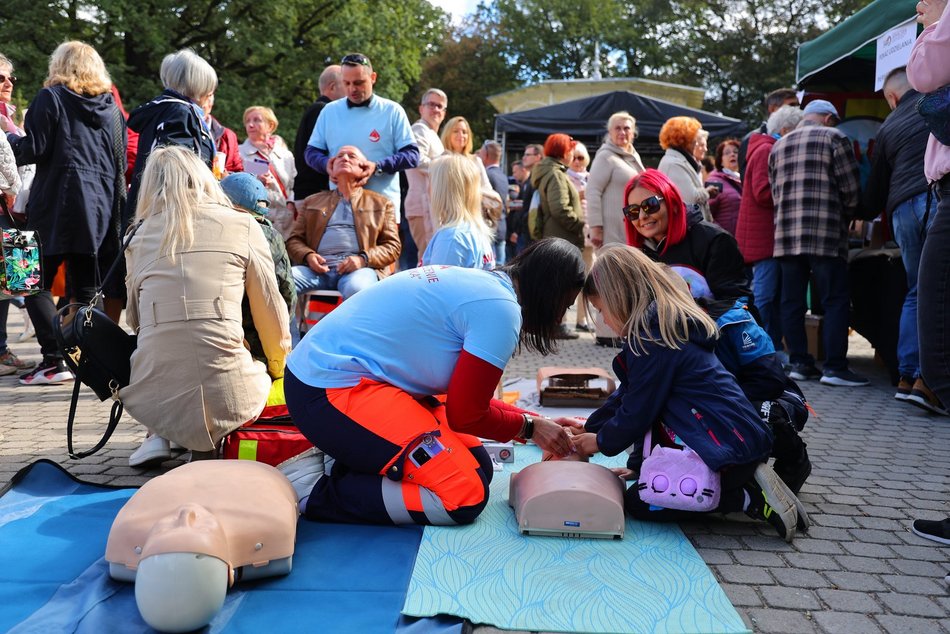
[587,111,645,249]
[586,111,645,345]
[123,146,291,467]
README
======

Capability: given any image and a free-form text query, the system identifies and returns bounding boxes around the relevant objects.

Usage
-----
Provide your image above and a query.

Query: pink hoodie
[908,13,950,183]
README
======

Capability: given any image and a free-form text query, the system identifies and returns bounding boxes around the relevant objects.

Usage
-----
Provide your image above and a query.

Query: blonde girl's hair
[45,41,112,96]
[584,245,717,355]
[440,116,473,155]
[135,145,233,260]
[428,154,492,237]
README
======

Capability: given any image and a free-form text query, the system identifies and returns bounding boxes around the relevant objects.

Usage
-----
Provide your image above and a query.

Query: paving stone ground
[1,306,948,633]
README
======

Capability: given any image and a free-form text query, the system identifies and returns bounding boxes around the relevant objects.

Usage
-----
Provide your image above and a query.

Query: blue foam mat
[403,447,750,634]
[0,460,463,634]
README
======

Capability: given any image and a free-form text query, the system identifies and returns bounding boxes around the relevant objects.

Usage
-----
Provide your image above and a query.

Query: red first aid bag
[221,404,313,467]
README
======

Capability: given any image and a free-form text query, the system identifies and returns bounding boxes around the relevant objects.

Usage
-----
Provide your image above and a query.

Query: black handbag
[55,220,141,459]
[56,227,140,459]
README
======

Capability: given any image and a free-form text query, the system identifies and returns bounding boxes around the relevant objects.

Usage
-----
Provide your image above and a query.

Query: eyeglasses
[523,151,539,157]
[423,101,445,111]
[0,74,16,85]
[341,54,371,67]
[622,196,665,221]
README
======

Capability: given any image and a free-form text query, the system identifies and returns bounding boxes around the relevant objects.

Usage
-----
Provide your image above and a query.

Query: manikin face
[626,185,670,243]
[341,64,376,104]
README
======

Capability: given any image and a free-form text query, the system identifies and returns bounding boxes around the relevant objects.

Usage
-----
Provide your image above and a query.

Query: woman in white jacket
[657,116,717,222]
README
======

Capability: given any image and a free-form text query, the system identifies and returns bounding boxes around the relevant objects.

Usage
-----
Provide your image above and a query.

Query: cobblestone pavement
[1,306,948,633]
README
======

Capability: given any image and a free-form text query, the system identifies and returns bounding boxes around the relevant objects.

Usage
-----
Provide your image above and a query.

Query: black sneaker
[595,336,623,348]
[19,357,74,386]
[911,518,950,545]
[745,463,800,542]
[773,452,812,496]
[787,363,821,381]
[820,368,869,387]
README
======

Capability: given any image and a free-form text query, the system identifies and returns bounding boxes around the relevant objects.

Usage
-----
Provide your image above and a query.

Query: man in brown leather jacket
[286,145,401,300]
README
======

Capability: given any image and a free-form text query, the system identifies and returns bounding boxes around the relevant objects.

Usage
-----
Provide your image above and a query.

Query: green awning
[797,0,919,87]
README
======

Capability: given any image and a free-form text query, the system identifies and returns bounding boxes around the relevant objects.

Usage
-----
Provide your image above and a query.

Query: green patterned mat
[402,446,749,634]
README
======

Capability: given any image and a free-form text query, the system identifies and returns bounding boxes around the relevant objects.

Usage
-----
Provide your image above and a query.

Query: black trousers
[24,253,100,360]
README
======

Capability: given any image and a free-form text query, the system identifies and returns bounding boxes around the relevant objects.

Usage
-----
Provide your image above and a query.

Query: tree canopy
[1,0,877,146]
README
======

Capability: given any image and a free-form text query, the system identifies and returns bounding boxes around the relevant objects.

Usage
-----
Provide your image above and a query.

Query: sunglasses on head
[0,74,16,85]
[622,195,664,221]
[341,54,371,67]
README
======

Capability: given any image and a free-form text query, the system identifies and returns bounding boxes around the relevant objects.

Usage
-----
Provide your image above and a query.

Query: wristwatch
[374,164,385,176]
[521,413,534,440]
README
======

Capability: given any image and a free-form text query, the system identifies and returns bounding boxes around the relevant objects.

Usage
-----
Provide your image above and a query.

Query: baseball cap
[802,99,840,119]
[220,173,269,216]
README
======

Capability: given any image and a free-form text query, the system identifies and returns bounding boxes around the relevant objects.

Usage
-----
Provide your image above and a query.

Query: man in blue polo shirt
[305,53,419,222]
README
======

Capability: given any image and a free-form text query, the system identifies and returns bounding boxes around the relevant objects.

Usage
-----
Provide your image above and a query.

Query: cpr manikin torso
[106,460,298,632]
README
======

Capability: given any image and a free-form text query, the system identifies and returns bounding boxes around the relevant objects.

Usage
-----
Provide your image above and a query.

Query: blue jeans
[780,254,851,371]
[890,192,934,379]
[291,265,378,298]
[919,181,950,404]
[493,238,506,266]
[752,258,783,353]
[291,265,378,347]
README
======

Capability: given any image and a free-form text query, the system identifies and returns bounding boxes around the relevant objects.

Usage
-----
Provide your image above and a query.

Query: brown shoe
[907,378,949,416]
[894,376,914,401]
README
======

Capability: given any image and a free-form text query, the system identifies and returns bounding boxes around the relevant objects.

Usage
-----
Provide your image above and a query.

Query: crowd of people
[2,0,949,548]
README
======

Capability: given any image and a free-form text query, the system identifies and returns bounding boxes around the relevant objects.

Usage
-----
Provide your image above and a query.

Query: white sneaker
[129,434,172,468]
[277,448,325,503]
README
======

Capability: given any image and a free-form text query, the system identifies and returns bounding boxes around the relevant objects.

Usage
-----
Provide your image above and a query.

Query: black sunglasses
[0,74,16,85]
[622,195,664,221]
[341,54,371,67]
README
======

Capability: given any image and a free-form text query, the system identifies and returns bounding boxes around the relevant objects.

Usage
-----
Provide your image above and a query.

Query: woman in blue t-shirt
[422,153,496,270]
[283,238,585,526]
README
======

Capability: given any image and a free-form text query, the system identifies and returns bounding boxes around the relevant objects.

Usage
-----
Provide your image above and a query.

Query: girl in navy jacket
[573,244,807,540]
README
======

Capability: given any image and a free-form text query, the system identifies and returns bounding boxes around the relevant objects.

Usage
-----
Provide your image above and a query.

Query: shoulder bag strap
[66,219,142,459]
[66,377,124,460]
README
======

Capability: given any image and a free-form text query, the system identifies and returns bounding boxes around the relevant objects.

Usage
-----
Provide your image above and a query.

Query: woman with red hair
[657,116,717,222]
[623,168,751,318]
[530,133,585,249]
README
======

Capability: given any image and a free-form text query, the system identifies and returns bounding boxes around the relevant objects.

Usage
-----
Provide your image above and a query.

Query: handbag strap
[89,218,143,308]
[642,428,652,460]
[66,376,125,460]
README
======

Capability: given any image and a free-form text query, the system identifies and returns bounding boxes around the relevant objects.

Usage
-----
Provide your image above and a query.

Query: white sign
[875,20,918,91]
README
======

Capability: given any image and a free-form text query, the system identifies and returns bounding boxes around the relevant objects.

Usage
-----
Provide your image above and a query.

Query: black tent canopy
[494,90,747,160]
